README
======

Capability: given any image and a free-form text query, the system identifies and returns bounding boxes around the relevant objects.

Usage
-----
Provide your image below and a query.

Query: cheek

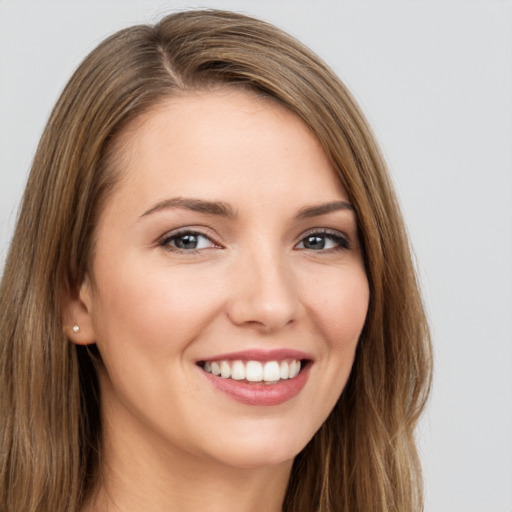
[89,259,225,362]
[88,261,228,432]
[290,265,369,438]
[307,265,369,350]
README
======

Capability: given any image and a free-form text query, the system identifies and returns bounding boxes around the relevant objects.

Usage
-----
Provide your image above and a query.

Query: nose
[226,248,300,333]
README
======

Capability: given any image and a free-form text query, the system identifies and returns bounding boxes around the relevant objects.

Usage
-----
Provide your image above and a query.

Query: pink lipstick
[197,349,312,406]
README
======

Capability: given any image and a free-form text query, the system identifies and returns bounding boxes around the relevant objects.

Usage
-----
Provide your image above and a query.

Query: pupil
[305,235,325,250]
[176,234,198,249]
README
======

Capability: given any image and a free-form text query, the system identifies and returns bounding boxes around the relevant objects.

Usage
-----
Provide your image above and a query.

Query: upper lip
[197,348,313,363]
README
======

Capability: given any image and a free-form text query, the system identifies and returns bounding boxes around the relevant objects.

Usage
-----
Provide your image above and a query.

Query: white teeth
[279,361,289,380]
[231,360,245,380]
[202,358,303,382]
[263,361,280,382]
[211,361,221,376]
[220,361,231,379]
[289,360,301,378]
[246,361,263,382]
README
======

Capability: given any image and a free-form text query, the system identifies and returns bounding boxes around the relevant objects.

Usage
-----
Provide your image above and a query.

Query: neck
[82,410,292,512]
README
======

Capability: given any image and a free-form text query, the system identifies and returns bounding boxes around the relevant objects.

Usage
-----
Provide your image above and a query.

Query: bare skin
[82,400,292,512]
[66,89,369,512]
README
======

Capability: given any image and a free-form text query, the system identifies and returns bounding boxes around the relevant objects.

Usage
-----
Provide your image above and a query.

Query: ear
[61,276,96,345]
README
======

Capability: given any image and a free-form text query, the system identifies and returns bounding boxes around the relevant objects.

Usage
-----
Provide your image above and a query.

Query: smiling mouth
[198,359,309,384]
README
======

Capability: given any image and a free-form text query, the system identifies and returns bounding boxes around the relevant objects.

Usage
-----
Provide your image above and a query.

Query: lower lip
[201,364,311,406]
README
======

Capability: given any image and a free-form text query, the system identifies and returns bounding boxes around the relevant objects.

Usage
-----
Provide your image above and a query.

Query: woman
[0,9,432,512]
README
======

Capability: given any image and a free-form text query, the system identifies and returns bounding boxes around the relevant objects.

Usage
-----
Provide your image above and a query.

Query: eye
[295,230,350,251]
[159,230,218,252]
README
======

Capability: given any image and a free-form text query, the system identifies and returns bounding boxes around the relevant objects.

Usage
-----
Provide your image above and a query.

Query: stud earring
[72,325,80,333]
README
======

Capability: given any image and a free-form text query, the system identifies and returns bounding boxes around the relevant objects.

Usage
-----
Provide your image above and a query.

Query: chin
[196,417,317,470]
[208,444,300,471]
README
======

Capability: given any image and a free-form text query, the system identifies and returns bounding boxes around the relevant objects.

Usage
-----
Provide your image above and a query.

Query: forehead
[105,88,345,210]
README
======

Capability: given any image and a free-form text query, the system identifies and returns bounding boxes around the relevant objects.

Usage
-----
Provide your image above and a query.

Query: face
[73,89,369,471]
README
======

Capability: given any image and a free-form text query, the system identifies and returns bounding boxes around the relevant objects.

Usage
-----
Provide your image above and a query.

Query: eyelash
[158,228,350,254]
[296,229,350,252]
[158,229,219,253]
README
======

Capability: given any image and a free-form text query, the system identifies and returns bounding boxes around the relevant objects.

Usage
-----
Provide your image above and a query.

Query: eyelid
[157,226,223,252]
[295,228,351,250]
[155,226,352,253]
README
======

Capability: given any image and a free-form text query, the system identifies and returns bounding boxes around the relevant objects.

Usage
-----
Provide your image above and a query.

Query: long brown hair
[0,10,432,511]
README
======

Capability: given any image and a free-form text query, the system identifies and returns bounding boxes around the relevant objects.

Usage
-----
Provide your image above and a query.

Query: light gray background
[1,1,511,511]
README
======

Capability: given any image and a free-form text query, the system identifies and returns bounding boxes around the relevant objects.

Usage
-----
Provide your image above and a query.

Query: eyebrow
[140,197,237,219]
[139,197,353,220]
[296,200,354,219]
